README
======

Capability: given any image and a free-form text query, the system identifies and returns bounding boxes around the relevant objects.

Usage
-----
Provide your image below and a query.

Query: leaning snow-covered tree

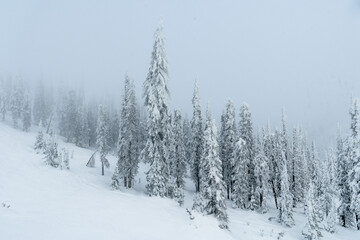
[96,104,110,176]
[141,24,172,197]
[112,75,140,189]
[194,108,228,229]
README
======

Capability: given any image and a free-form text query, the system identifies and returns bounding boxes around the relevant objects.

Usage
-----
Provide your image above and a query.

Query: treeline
[1,25,360,238]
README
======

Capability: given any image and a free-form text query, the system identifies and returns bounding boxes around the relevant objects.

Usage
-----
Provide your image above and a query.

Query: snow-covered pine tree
[290,127,304,206]
[310,141,326,227]
[219,100,237,199]
[303,181,322,240]
[190,79,203,192]
[58,148,70,170]
[141,24,172,197]
[34,122,46,154]
[348,98,360,230]
[278,152,295,227]
[10,78,25,128]
[112,75,140,189]
[22,92,31,132]
[171,109,186,188]
[0,79,7,121]
[239,103,255,204]
[96,104,110,176]
[338,137,356,228]
[263,124,280,209]
[44,133,59,167]
[254,132,270,213]
[182,115,192,164]
[232,138,249,209]
[324,149,337,233]
[33,79,51,126]
[196,108,228,229]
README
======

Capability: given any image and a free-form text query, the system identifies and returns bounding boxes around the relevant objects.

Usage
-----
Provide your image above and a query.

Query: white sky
[1,0,360,149]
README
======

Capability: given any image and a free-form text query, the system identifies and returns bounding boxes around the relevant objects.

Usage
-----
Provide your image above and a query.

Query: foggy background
[1,0,360,150]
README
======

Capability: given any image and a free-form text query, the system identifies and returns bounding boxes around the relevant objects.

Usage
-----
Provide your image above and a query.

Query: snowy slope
[0,122,359,240]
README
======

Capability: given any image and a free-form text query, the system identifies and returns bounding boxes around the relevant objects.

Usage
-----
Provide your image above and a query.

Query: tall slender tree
[190,79,203,192]
[239,103,255,203]
[96,104,110,176]
[219,100,237,199]
[141,24,172,197]
[112,75,140,189]
[196,108,228,229]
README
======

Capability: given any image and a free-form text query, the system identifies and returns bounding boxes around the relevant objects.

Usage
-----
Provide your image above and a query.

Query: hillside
[0,122,358,240]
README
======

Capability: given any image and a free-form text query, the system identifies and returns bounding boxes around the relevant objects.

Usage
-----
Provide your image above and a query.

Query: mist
[1,0,360,149]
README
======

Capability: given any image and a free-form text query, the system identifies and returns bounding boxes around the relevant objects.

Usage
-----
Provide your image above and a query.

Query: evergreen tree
[44,133,59,167]
[33,79,51,125]
[291,127,304,206]
[239,103,255,203]
[0,79,6,121]
[219,100,237,199]
[34,124,46,154]
[182,115,192,164]
[348,98,360,230]
[303,181,322,240]
[59,148,70,170]
[338,136,356,228]
[112,75,140,189]
[195,108,228,229]
[254,132,269,213]
[10,78,25,128]
[278,153,295,227]
[171,109,186,188]
[232,138,249,209]
[96,104,110,176]
[190,79,203,192]
[141,24,172,197]
[324,149,337,233]
[22,92,31,132]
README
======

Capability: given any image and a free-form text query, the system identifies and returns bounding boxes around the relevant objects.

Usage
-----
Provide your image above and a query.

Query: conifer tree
[219,100,237,199]
[190,79,203,192]
[239,103,255,203]
[34,123,45,154]
[22,92,31,132]
[59,148,70,170]
[303,181,322,240]
[141,24,172,197]
[232,138,249,209]
[44,133,59,167]
[112,75,139,189]
[348,98,360,230]
[183,116,192,164]
[171,109,186,188]
[195,108,228,229]
[278,153,295,227]
[10,78,25,128]
[338,138,356,227]
[96,104,110,176]
[254,132,269,212]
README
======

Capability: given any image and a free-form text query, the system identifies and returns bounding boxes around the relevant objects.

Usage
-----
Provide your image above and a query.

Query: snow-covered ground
[0,122,358,240]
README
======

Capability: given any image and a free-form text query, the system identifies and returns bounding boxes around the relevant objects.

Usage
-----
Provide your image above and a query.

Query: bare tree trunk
[102,162,104,176]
